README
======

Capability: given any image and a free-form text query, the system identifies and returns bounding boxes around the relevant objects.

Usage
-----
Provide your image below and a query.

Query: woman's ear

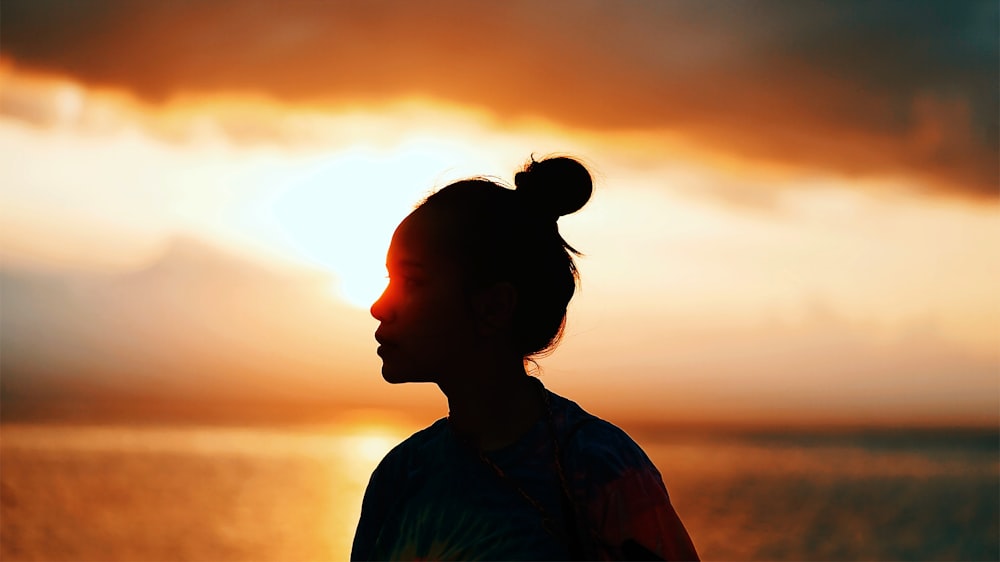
[473,281,517,336]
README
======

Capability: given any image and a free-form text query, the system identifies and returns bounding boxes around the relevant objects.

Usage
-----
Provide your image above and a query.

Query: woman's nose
[370,287,393,322]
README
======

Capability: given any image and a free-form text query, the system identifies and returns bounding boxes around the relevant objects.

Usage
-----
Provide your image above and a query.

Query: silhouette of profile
[352,156,698,561]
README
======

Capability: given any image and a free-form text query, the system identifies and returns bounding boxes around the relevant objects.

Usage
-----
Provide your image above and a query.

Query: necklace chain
[452,378,571,542]
[472,441,563,538]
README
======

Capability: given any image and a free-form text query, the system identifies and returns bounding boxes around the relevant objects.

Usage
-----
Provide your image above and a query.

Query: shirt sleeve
[568,421,699,561]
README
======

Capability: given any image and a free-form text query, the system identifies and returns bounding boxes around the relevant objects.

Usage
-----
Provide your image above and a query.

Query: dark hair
[419,156,593,358]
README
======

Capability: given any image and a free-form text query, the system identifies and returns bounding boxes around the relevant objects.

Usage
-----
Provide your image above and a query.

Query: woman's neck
[442,365,545,451]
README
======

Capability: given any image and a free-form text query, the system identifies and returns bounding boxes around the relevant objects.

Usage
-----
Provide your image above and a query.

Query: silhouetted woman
[352,156,698,561]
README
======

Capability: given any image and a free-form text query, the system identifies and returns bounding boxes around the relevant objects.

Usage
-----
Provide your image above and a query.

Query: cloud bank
[3,0,997,197]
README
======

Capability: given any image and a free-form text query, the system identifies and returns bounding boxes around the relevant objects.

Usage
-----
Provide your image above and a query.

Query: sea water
[2,423,996,561]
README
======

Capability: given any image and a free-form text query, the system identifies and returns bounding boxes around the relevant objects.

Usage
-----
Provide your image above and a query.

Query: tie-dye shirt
[351,385,698,561]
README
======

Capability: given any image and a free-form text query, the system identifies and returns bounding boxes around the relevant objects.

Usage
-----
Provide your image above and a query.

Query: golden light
[3,63,997,428]
[264,144,445,308]
[260,129,525,309]
[339,432,400,465]
[331,409,417,467]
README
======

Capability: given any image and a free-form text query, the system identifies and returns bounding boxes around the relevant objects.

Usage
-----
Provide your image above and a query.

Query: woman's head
[371,156,593,381]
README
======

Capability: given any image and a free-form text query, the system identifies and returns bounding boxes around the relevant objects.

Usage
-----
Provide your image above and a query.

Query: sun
[254,107,523,309]
[332,263,389,310]
[267,143,466,309]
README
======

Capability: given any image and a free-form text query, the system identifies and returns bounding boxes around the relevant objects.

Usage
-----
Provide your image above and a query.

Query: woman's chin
[381,370,409,384]
[380,365,415,384]
[380,366,436,385]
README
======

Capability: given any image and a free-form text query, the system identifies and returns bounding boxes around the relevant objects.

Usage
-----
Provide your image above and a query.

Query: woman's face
[370,208,478,384]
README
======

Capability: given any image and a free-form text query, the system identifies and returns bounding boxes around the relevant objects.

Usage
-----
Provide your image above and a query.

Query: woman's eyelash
[386,274,420,285]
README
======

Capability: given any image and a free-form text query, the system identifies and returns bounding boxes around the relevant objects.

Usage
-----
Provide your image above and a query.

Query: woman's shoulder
[548,391,660,480]
[372,417,450,473]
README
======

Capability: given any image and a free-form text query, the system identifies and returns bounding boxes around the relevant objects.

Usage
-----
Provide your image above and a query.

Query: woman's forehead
[387,209,453,267]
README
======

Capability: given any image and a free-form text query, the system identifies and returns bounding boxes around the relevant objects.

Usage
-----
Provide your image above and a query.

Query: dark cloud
[3,0,997,197]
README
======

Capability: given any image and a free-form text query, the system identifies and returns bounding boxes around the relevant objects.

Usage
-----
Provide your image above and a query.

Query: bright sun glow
[340,432,399,464]
[265,137,512,308]
[266,145,443,308]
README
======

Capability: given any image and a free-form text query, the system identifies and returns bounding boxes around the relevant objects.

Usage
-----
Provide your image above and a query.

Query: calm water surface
[2,423,996,561]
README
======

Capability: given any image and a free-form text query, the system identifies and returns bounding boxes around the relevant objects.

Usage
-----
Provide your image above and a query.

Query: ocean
[2,423,996,561]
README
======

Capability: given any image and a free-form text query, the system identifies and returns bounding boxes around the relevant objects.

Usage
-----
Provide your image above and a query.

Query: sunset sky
[2,0,997,428]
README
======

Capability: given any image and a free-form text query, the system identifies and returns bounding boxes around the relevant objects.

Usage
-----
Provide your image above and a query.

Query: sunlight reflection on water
[1,423,406,562]
[2,423,996,561]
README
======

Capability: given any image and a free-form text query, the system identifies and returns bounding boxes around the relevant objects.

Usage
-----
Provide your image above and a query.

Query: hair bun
[514,156,593,219]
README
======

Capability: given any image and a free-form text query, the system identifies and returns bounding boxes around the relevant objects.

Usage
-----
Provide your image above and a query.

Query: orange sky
[1,2,997,428]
